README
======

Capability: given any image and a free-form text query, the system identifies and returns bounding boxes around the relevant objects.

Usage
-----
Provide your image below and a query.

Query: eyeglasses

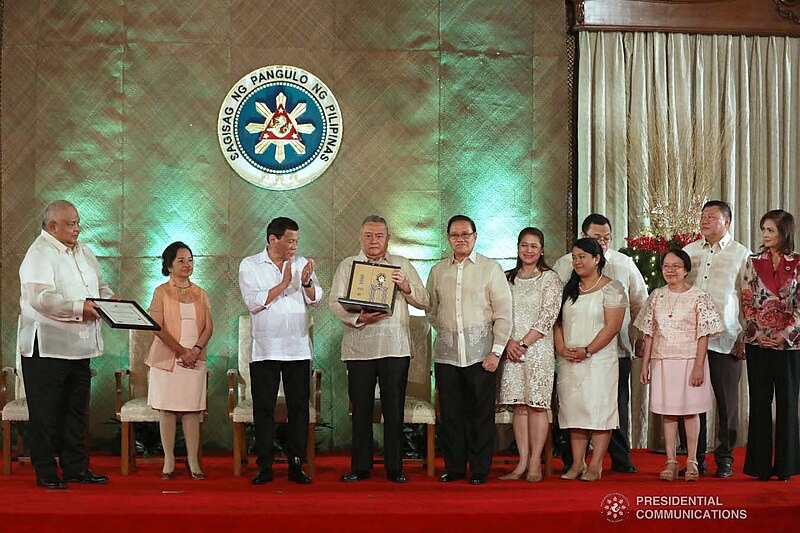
[590,235,612,243]
[661,264,685,271]
[448,232,475,240]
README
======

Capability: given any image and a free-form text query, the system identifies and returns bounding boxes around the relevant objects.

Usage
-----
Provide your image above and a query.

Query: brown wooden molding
[572,0,800,36]
[775,0,800,25]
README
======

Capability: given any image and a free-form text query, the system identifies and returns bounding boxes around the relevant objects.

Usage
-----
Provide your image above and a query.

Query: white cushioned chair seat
[2,398,28,421]
[372,397,435,424]
[232,398,318,424]
[119,397,159,423]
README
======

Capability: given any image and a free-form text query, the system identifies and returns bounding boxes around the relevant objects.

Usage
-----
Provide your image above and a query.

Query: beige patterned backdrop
[1,0,572,450]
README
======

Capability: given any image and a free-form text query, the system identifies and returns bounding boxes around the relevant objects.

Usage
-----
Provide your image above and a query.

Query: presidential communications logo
[218,65,342,190]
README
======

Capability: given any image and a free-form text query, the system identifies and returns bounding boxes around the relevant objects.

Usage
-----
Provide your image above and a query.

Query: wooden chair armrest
[227,369,239,418]
[114,369,130,420]
[313,369,322,415]
[0,367,11,410]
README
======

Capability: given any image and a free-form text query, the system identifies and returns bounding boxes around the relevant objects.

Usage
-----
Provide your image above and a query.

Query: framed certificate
[88,298,161,331]
[337,261,402,315]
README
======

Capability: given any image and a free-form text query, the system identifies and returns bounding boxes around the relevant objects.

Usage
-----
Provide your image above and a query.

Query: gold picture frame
[337,261,401,315]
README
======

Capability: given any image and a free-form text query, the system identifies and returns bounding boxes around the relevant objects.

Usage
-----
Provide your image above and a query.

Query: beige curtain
[577,31,800,450]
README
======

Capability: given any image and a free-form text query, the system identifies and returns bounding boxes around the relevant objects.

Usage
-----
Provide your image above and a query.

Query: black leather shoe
[288,457,312,484]
[37,474,67,489]
[716,464,733,478]
[469,474,488,485]
[387,471,408,483]
[778,475,790,482]
[611,463,638,473]
[439,472,465,482]
[65,470,109,484]
[340,471,370,482]
[251,467,273,485]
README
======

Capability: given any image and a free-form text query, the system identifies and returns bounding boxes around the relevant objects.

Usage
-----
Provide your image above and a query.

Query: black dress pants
[696,350,742,468]
[21,340,91,479]
[743,345,800,479]
[608,357,634,468]
[435,361,496,477]
[347,357,410,475]
[250,359,310,469]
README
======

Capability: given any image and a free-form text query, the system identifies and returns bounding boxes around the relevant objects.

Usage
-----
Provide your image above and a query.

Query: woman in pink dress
[145,242,213,480]
[635,248,722,482]
[741,210,800,481]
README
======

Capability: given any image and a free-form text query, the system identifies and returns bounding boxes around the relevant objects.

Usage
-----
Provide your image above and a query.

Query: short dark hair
[581,213,612,234]
[660,248,692,273]
[702,200,732,222]
[760,209,795,254]
[447,214,476,234]
[266,217,299,240]
[161,241,192,276]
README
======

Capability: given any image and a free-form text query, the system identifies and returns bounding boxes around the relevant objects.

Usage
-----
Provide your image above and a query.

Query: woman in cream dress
[146,242,212,480]
[498,228,562,482]
[554,238,627,482]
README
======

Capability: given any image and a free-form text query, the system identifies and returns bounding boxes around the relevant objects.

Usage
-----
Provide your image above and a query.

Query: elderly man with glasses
[553,213,648,474]
[426,215,512,485]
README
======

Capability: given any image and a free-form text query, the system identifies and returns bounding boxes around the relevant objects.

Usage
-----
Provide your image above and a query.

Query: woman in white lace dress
[497,228,562,482]
[554,238,627,482]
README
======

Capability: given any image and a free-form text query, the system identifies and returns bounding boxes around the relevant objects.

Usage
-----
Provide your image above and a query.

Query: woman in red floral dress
[741,209,800,481]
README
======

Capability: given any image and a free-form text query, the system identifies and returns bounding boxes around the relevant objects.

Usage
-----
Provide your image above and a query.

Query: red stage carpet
[1,449,797,533]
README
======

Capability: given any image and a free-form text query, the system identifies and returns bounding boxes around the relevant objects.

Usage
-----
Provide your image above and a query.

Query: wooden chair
[3,317,97,474]
[348,314,437,477]
[227,315,322,476]
[1,349,28,475]
[115,329,208,475]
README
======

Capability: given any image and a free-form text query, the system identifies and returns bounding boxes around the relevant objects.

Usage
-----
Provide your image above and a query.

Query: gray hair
[361,215,389,233]
[42,200,76,229]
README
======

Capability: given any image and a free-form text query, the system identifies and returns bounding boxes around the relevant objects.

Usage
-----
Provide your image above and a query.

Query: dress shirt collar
[39,229,72,254]
[450,249,477,265]
[701,232,732,250]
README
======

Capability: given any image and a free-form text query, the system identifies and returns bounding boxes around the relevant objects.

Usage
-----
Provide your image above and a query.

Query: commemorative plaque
[88,298,161,331]
[337,261,401,315]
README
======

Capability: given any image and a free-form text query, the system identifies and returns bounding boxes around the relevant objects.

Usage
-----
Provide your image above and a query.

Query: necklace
[518,268,542,281]
[174,282,191,290]
[665,287,686,318]
[579,276,601,293]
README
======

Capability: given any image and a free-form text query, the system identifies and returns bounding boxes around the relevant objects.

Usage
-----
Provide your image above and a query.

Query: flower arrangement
[620,232,701,292]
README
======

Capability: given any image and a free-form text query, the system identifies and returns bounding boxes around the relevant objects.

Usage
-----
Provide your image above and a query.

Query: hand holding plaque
[337,261,401,315]
[88,298,161,330]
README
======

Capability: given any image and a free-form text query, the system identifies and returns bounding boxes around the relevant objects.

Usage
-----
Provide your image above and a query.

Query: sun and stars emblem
[244,92,316,163]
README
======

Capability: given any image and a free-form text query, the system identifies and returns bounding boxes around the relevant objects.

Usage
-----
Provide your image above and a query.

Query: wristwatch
[519,341,529,350]
[302,281,312,288]
[584,348,593,359]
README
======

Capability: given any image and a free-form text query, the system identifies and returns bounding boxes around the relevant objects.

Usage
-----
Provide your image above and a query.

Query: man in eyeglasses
[553,213,648,474]
[426,215,513,484]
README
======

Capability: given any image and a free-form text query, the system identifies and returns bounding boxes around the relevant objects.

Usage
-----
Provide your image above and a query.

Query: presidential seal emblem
[218,65,342,190]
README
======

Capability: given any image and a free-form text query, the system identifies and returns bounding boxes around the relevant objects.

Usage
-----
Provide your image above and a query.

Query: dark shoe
[185,462,205,480]
[65,470,109,484]
[251,467,273,485]
[387,471,408,483]
[288,457,312,484]
[37,474,67,489]
[778,475,790,482]
[469,474,488,485]
[439,472,465,483]
[611,463,638,473]
[716,464,733,479]
[340,471,370,482]
[161,471,174,480]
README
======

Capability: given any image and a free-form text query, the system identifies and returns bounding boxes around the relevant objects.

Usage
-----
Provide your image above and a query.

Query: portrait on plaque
[337,261,401,315]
